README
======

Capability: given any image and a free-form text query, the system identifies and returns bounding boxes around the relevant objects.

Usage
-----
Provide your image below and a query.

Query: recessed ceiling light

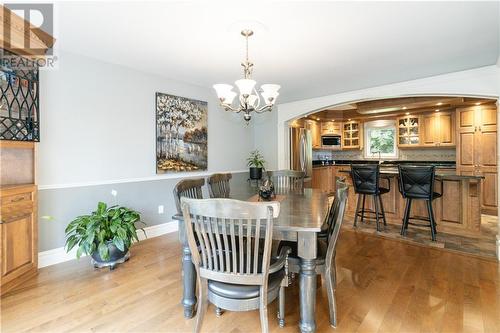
[405,112,410,115]
[436,102,443,106]
[475,102,481,105]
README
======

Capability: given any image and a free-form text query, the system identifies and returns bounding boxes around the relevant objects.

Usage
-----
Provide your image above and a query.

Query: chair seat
[208,269,285,300]
[278,239,328,261]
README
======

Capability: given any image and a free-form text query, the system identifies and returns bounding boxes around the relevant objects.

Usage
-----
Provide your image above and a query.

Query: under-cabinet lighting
[405,112,410,115]
[436,102,443,106]
[475,102,481,105]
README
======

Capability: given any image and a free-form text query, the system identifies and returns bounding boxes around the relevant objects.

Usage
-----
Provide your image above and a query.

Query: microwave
[321,135,341,149]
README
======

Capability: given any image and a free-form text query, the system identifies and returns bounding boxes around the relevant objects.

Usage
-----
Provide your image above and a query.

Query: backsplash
[313,148,456,161]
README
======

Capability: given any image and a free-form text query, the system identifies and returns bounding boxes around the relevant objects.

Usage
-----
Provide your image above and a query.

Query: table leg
[182,244,197,318]
[299,258,317,333]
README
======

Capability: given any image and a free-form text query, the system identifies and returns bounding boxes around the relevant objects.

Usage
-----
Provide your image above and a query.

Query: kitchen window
[364,120,398,159]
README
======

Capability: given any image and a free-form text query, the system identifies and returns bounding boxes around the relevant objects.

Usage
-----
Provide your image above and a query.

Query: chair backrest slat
[181,198,280,285]
[173,178,205,214]
[208,173,232,198]
[267,170,305,194]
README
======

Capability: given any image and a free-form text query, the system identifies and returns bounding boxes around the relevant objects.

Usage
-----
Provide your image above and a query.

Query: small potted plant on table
[247,150,266,180]
[65,202,144,270]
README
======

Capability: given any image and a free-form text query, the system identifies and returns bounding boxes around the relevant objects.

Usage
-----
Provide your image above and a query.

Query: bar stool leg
[401,199,412,236]
[354,194,362,228]
[426,200,437,241]
[378,195,387,227]
[373,195,380,232]
[361,194,366,223]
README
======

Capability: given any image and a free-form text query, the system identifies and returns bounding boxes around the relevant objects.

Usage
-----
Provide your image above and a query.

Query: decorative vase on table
[259,178,275,201]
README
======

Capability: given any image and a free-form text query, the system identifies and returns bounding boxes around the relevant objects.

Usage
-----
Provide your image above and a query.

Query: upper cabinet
[397,115,421,147]
[342,120,362,149]
[305,120,321,149]
[422,112,455,147]
[0,5,54,142]
[321,121,341,135]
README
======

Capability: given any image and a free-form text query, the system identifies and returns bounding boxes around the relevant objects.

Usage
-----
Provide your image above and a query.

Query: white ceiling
[55,1,499,103]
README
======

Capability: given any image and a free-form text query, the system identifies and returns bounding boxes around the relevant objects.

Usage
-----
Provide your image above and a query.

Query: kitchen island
[337,167,485,236]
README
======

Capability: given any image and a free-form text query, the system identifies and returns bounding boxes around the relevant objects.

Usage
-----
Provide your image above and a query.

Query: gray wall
[37,51,255,251]
[38,172,249,251]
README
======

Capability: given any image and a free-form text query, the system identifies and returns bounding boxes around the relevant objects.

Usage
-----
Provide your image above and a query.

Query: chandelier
[213,29,280,122]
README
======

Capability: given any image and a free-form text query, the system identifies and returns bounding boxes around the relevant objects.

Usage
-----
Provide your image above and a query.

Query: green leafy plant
[65,202,143,260]
[247,150,266,168]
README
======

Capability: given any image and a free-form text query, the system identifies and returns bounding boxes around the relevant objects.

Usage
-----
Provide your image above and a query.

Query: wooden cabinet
[421,112,455,147]
[312,166,335,194]
[397,115,421,147]
[0,184,38,295]
[457,105,497,215]
[342,121,362,149]
[305,120,321,149]
[321,121,341,135]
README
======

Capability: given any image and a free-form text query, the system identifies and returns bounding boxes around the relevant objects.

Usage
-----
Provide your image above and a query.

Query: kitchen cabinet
[321,121,342,135]
[422,111,455,147]
[457,104,497,215]
[342,121,362,149]
[397,115,421,147]
[305,120,321,149]
[0,184,38,295]
[312,167,333,194]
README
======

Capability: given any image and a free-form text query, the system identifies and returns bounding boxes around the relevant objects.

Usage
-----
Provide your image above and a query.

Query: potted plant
[65,202,144,270]
[247,150,266,180]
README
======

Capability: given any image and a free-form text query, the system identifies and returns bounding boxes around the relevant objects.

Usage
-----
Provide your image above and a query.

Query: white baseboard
[38,221,178,268]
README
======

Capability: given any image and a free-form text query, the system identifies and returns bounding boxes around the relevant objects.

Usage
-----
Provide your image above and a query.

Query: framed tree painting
[156,93,208,173]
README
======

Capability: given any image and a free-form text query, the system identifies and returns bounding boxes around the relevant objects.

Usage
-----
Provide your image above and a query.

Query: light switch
[111,189,117,197]
[158,205,164,214]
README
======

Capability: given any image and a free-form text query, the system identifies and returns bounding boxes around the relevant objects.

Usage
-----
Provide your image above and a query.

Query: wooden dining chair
[181,198,291,333]
[266,170,305,194]
[207,173,232,198]
[173,178,205,214]
[279,180,348,328]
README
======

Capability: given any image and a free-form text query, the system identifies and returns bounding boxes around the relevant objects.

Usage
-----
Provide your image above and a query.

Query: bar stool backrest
[350,164,380,195]
[398,165,435,200]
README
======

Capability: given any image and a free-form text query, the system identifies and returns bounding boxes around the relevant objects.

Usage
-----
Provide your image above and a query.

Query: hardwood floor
[1,231,499,333]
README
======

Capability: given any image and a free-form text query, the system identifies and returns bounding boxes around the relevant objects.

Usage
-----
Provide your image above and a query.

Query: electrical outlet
[111,189,117,197]
[158,205,164,214]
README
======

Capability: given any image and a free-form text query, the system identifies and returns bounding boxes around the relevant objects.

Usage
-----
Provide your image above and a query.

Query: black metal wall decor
[0,49,40,141]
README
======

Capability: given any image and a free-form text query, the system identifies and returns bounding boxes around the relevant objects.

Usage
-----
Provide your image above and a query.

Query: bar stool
[350,164,390,232]
[398,165,442,241]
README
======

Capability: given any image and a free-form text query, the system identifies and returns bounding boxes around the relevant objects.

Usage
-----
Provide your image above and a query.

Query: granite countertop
[313,160,456,168]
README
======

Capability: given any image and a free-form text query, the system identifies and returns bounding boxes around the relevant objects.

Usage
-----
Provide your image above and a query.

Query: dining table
[172,182,329,333]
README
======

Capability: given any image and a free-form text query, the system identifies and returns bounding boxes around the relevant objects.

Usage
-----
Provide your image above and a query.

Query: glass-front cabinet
[397,115,420,147]
[0,50,40,141]
[342,120,362,149]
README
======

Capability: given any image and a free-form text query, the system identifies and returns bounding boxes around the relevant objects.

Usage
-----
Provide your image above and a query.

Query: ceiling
[53,1,499,103]
[309,96,497,121]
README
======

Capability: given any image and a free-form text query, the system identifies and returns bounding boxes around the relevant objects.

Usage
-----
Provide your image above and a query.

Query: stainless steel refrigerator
[290,127,312,185]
